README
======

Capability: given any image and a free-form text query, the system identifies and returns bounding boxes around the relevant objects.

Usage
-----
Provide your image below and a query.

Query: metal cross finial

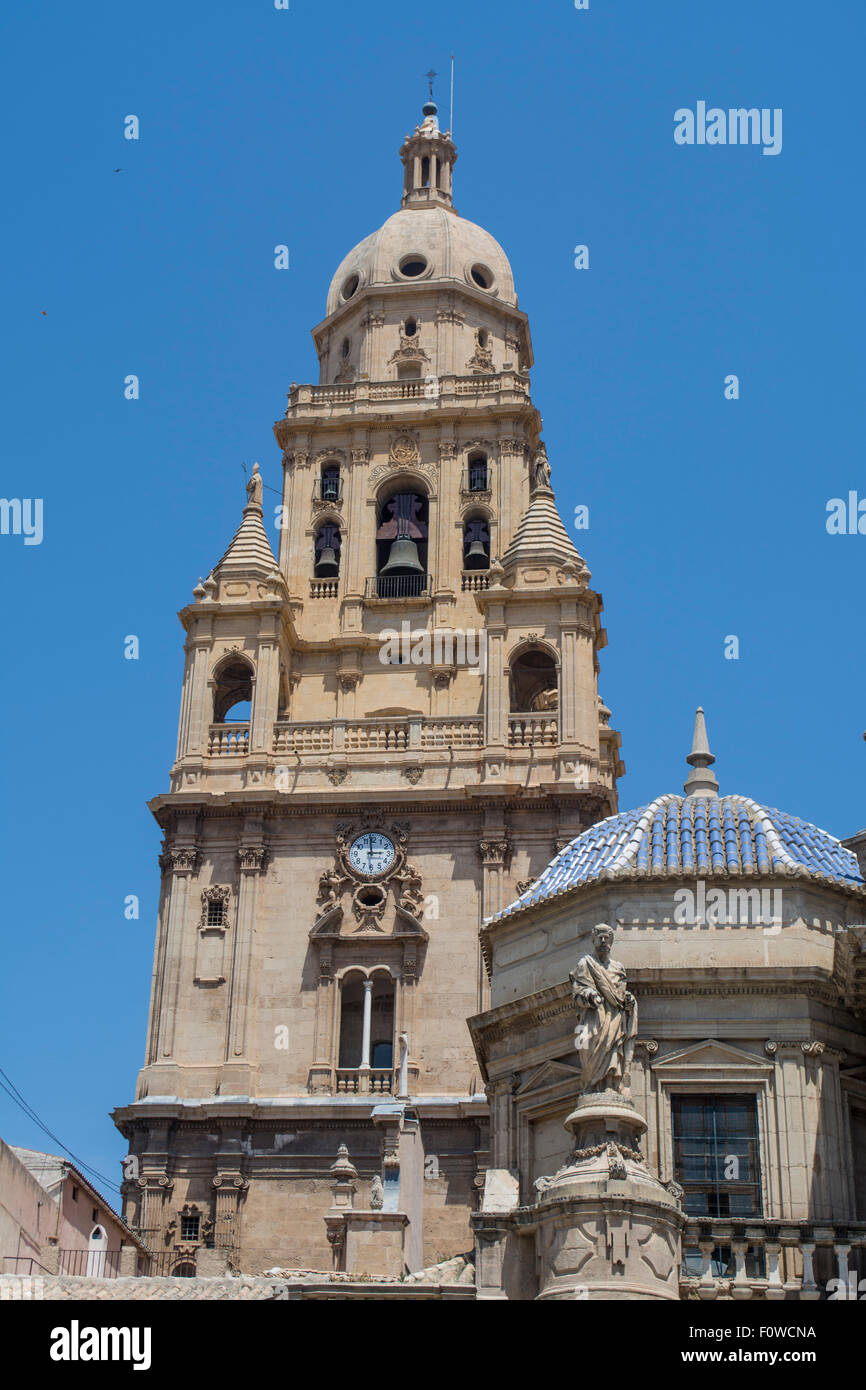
[426,69,438,99]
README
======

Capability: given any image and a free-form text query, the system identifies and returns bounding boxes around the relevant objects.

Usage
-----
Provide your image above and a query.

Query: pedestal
[532,1090,684,1301]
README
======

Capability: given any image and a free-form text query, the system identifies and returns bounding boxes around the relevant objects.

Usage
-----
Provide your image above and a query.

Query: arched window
[374,491,428,598]
[314,523,341,577]
[510,647,558,712]
[467,450,488,492]
[404,316,417,338]
[212,659,253,724]
[421,156,430,188]
[463,516,490,570]
[320,464,341,503]
[337,973,396,1087]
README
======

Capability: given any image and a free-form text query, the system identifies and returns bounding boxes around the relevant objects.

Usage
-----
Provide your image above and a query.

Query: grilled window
[672,1094,762,1217]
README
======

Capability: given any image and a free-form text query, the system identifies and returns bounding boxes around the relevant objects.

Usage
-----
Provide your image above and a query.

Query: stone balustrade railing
[272,716,485,757]
[334,1068,395,1096]
[284,370,530,417]
[508,715,558,748]
[679,1219,866,1300]
[207,723,251,757]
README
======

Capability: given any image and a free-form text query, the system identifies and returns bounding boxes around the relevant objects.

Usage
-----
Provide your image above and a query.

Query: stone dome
[325,205,518,317]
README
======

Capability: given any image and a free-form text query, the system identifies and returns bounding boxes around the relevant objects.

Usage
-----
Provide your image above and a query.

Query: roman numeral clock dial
[347,832,396,878]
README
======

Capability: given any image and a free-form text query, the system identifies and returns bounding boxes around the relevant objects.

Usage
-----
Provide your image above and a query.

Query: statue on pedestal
[569,925,637,1096]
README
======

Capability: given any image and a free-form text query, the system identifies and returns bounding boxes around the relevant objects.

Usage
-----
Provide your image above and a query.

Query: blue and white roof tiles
[489,794,865,928]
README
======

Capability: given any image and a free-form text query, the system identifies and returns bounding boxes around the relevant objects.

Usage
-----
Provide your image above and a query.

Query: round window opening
[399,256,428,278]
[357,886,386,908]
[471,263,494,290]
[341,273,360,300]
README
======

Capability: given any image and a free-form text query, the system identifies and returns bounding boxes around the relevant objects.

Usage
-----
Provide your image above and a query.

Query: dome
[490,794,866,927]
[325,206,517,317]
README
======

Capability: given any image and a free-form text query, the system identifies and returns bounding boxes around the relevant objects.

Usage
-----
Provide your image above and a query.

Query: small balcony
[508,715,558,748]
[461,463,490,495]
[365,573,432,601]
[335,1067,396,1096]
[309,578,339,599]
[313,476,343,505]
[461,571,490,592]
[207,723,250,757]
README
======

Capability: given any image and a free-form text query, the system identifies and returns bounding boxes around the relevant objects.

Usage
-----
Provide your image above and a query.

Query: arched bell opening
[510,646,559,713]
[212,658,254,724]
[463,514,490,571]
[375,489,429,598]
[314,522,342,578]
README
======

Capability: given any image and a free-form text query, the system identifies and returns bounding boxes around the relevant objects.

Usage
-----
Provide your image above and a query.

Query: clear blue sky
[2,0,863,1204]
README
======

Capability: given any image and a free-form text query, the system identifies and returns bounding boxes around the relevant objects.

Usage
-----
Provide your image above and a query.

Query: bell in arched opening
[463,518,490,570]
[377,493,427,576]
[314,523,341,577]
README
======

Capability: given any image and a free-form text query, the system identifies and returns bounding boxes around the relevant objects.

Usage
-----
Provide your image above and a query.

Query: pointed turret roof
[500,483,587,578]
[683,706,719,797]
[214,464,279,578]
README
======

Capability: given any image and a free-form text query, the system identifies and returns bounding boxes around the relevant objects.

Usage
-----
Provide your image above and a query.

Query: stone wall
[0,1273,474,1301]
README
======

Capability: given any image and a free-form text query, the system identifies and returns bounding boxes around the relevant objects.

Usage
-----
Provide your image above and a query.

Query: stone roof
[214,501,278,578]
[500,486,587,575]
[488,794,866,925]
[326,205,517,316]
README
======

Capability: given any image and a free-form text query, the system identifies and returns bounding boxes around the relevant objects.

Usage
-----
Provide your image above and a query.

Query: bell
[380,537,424,575]
[314,546,339,577]
[464,538,489,570]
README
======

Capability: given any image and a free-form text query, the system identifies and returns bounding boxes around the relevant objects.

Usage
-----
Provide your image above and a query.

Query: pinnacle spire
[683,706,719,797]
[212,464,279,579]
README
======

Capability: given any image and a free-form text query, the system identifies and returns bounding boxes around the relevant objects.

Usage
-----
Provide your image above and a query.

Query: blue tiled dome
[491,795,865,926]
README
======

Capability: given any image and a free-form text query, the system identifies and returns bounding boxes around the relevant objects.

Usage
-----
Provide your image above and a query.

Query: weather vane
[426,68,438,99]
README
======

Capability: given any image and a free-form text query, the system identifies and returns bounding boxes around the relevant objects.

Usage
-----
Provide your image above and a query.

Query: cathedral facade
[113,96,623,1276]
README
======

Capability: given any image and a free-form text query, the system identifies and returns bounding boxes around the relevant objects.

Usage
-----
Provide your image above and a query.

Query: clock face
[348,832,396,878]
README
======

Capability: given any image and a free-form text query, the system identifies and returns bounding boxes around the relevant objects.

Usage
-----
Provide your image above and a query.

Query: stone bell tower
[113,92,624,1277]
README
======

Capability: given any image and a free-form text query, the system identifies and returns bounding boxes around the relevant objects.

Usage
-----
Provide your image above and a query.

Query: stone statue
[316,867,344,909]
[532,445,552,490]
[246,462,263,507]
[394,864,424,919]
[569,925,637,1096]
[369,1175,384,1210]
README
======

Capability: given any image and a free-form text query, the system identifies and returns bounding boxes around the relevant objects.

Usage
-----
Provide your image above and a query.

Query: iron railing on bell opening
[364,573,432,601]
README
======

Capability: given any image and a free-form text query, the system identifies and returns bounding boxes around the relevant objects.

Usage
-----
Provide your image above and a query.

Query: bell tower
[114,95,624,1278]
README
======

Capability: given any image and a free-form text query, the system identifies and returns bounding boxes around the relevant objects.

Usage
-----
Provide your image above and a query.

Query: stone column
[223,829,267,1092]
[212,1172,248,1265]
[360,978,374,1070]
[478,835,510,1013]
[483,604,508,751]
[250,620,280,754]
[177,632,212,759]
[155,846,199,1062]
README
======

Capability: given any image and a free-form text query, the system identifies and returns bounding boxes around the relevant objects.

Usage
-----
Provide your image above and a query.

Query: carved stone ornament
[515,877,537,897]
[393,863,425,920]
[200,886,231,933]
[466,343,494,374]
[402,765,423,785]
[317,867,347,910]
[479,839,511,867]
[160,847,200,876]
[369,1176,384,1210]
[327,766,349,785]
[389,432,420,465]
[352,883,388,931]
[237,846,268,872]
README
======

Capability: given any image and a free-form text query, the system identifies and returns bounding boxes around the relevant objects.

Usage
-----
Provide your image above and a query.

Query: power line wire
[0,1067,122,1194]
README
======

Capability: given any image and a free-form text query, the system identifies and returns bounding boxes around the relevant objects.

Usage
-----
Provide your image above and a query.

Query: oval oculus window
[470,263,494,290]
[341,273,360,300]
[399,256,428,278]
